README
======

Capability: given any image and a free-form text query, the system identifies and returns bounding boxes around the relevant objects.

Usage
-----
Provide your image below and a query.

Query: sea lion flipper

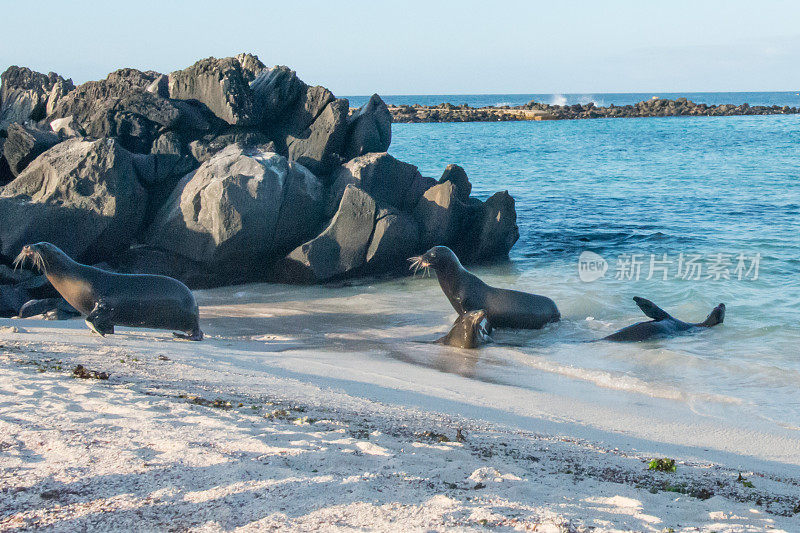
[86,301,115,336]
[173,330,204,341]
[632,296,672,321]
[699,303,726,327]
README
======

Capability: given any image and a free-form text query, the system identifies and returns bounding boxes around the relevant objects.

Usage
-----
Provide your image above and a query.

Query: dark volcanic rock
[286,97,348,175]
[49,68,207,153]
[438,163,471,201]
[48,116,84,138]
[145,144,324,282]
[251,66,304,125]
[131,131,200,225]
[275,85,335,136]
[391,96,800,123]
[3,123,60,177]
[472,191,519,259]
[0,138,147,263]
[0,138,14,185]
[168,56,256,126]
[345,93,392,159]
[189,131,276,164]
[278,184,376,282]
[365,206,419,272]
[327,152,435,216]
[0,284,28,317]
[0,54,523,285]
[114,246,212,288]
[413,181,467,250]
[145,74,170,98]
[253,70,348,175]
[234,53,267,82]
[0,66,74,130]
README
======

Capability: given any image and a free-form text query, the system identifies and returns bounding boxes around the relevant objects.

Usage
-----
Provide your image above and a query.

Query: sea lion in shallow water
[15,243,203,340]
[437,309,492,349]
[602,296,724,342]
[410,246,560,330]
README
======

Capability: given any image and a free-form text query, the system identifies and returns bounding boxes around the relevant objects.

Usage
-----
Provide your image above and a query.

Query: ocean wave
[497,347,745,406]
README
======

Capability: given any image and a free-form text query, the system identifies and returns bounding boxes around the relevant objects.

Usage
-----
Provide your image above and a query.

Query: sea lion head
[409,246,462,275]
[448,309,490,349]
[463,309,489,336]
[14,242,71,274]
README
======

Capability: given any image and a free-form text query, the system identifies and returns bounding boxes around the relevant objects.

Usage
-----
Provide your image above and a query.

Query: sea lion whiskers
[408,255,431,277]
[13,246,48,273]
[12,250,26,271]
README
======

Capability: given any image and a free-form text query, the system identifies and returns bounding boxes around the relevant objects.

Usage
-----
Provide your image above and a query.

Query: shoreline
[383,98,800,123]
[2,281,799,531]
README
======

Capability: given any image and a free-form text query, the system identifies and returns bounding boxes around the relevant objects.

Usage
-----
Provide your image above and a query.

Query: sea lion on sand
[437,309,492,349]
[410,246,560,329]
[14,242,203,340]
[602,296,724,342]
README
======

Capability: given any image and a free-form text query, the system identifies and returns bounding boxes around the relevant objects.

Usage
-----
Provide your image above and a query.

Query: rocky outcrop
[0,139,12,185]
[365,207,419,272]
[327,152,435,216]
[250,66,303,125]
[470,191,519,260]
[0,67,74,131]
[188,131,275,164]
[234,53,266,82]
[390,98,800,123]
[438,164,471,201]
[279,185,376,282]
[413,181,467,250]
[146,145,324,282]
[0,138,147,263]
[48,116,84,138]
[3,123,60,177]
[278,161,517,282]
[168,56,257,126]
[114,246,211,289]
[345,94,391,159]
[48,68,214,153]
[253,68,349,176]
[285,97,348,176]
[0,53,521,292]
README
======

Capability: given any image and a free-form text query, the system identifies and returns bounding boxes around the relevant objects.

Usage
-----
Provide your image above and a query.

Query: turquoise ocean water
[375,95,800,433]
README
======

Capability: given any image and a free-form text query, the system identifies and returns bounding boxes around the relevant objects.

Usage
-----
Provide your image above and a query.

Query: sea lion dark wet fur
[437,309,492,349]
[15,242,203,340]
[602,296,725,342]
[410,246,560,330]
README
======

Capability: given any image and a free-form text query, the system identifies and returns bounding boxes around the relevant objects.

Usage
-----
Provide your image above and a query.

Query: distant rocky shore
[390,98,800,122]
[0,53,519,317]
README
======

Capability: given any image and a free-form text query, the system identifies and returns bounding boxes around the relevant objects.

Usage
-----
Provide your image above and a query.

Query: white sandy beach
[1,279,799,532]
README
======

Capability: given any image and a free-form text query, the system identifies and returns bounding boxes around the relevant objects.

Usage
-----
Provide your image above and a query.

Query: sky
[1,0,799,96]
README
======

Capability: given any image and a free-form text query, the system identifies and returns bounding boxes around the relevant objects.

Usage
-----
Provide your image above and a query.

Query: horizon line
[342,90,800,97]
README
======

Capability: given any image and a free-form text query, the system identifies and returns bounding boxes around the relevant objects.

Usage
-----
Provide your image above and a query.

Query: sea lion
[410,246,560,329]
[602,296,725,342]
[14,242,203,340]
[437,309,492,349]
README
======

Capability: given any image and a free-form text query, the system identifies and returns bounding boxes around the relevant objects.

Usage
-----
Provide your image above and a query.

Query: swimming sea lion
[14,242,203,340]
[437,309,492,349]
[602,296,725,342]
[410,246,560,329]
